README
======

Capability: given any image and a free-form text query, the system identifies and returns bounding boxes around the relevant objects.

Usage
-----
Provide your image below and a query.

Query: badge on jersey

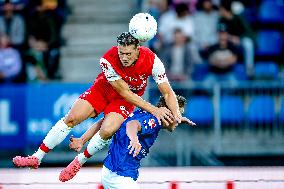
[138,112,160,135]
[148,119,156,129]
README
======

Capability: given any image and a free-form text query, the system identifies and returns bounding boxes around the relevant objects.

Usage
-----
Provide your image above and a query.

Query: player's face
[118,45,139,67]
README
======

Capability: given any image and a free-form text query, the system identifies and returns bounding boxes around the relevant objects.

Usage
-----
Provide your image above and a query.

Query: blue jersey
[103,109,162,180]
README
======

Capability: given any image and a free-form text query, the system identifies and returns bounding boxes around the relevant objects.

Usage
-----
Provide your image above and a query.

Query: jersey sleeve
[100,57,122,82]
[152,55,169,84]
[138,114,161,135]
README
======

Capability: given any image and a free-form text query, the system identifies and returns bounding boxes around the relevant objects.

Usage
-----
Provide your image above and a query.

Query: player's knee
[100,127,115,140]
[64,113,80,128]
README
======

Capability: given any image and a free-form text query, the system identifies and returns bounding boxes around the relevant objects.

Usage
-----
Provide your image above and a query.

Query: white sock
[77,153,88,165]
[77,133,111,165]
[87,132,110,155]
[33,119,71,162]
[33,149,46,163]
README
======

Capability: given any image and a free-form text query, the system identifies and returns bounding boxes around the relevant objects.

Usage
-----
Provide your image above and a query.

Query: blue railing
[1,81,284,151]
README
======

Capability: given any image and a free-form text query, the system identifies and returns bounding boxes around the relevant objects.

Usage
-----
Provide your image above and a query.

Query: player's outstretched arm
[158,82,182,123]
[126,120,142,157]
[69,118,104,152]
[152,56,181,124]
[110,79,174,125]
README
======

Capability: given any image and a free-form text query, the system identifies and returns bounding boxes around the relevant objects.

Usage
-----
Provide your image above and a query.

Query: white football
[129,13,157,42]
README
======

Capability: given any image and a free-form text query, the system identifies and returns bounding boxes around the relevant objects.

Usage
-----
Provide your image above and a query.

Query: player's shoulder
[101,46,120,66]
[137,46,156,67]
[139,46,154,55]
[131,109,152,118]
[132,108,147,115]
[102,46,118,58]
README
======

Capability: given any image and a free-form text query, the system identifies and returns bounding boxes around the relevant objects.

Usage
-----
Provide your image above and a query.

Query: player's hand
[181,117,196,126]
[173,111,182,124]
[128,140,142,157]
[152,107,174,126]
[69,136,84,152]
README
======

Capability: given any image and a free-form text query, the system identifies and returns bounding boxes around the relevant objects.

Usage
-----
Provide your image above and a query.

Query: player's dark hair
[117,32,140,48]
[157,95,186,109]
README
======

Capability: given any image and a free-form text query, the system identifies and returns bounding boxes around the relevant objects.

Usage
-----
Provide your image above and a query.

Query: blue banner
[0,83,104,149]
[0,85,26,149]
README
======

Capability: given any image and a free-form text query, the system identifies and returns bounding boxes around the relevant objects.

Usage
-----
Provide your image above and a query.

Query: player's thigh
[104,181,139,189]
[100,99,135,138]
[79,82,109,117]
[112,176,139,189]
[102,181,139,189]
[65,82,109,126]
[104,99,135,119]
[116,179,139,189]
[101,167,139,189]
[65,98,97,126]
[100,112,125,139]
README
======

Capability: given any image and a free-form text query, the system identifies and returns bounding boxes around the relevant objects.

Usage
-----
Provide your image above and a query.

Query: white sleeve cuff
[100,58,122,82]
[152,55,168,84]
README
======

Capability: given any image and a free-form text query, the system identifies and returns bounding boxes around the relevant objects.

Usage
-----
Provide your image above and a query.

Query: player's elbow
[126,121,135,129]
[162,90,175,100]
[126,120,141,131]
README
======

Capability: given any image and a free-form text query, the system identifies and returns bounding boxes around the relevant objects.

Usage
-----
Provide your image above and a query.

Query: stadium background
[0,0,284,188]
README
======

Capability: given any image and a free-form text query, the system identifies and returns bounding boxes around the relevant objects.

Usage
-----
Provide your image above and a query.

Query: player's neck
[133,51,140,66]
[131,60,137,67]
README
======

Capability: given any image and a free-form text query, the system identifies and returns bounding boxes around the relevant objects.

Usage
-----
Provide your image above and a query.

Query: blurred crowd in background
[0,0,283,84]
[0,0,69,83]
[141,0,284,83]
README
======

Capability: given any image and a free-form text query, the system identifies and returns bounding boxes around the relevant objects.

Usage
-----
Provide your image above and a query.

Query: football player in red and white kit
[13,32,182,169]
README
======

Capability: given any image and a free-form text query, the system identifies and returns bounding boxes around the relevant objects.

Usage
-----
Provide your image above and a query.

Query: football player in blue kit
[60,95,195,189]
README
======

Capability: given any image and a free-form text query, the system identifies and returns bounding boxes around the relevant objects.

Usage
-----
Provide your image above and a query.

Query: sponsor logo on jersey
[100,62,109,70]
[157,73,166,80]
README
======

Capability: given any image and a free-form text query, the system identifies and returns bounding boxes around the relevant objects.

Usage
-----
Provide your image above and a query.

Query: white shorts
[101,166,139,189]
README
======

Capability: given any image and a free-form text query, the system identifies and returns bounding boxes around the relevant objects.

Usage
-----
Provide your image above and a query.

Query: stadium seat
[258,1,284,23]
[233,64,248,80]
[185,96,213,125]
[220,96,245,124]
[256,30,282,56]
[247,95,275,124]
[279,99,284,123]
[254,61,279,80]
[191,64,209,81]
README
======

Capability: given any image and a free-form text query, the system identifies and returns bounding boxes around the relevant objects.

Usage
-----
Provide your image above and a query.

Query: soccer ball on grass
[129,13,157,42]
